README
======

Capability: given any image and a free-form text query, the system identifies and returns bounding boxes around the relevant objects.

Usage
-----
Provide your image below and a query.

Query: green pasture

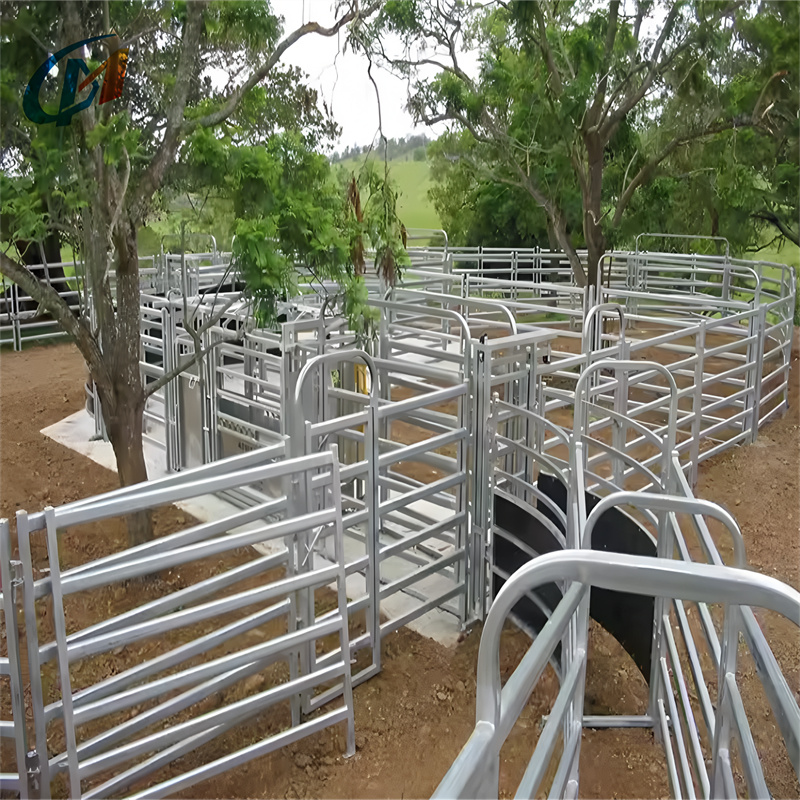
[333,153,441,231]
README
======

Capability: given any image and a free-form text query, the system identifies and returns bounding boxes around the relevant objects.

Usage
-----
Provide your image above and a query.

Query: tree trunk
[106,387,153,547]
[547,206,587,288]
[710,205,719,238]
[583,133,607,290]
[99,213,153,547]
[584,223,605,291]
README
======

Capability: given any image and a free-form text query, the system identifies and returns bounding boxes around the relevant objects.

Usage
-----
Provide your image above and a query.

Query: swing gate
[1,447,355,799]
[282,302,557,684]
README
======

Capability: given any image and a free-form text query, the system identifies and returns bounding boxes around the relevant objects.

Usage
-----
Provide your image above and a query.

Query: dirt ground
[1,334,798,799]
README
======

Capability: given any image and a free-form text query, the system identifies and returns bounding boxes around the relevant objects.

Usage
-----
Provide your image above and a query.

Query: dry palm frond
[379,248,397,286]
[347,175,366,275]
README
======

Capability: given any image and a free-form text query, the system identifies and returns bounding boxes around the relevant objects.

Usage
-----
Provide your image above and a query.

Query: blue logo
[24,34,129,126]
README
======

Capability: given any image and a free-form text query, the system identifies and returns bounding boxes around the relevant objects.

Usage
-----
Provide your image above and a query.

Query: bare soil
[1,334,797,799]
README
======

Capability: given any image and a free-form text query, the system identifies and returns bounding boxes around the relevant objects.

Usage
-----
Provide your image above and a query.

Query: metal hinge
[26,750,41,798]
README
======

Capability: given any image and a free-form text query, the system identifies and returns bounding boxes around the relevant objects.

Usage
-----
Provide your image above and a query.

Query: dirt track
[1,334,797,798]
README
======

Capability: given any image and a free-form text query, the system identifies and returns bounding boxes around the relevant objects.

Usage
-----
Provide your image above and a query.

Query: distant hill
[331,134,430,164]
[333,151,441,231]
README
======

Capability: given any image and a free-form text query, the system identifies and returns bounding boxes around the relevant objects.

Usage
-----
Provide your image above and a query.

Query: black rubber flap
[492,473,656,679]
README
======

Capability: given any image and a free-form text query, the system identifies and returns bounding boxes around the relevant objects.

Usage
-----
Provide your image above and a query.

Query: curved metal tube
[583,490,746,566]
[582,302,626,355]
[368,298,472,373]
[474,550,800,730]
[160,232,218,255]
[635,232,731,261]
[292,349,377,412]
[384,287,517,336]
[432,550,800,799]
[573,359,679,458]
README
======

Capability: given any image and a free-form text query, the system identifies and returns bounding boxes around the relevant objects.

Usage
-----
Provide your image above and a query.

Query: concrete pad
[41,409,219,520]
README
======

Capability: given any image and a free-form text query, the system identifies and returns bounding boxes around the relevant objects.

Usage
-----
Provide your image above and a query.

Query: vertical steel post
[366,389,381,673]
[43,508,80,799]
[0,521,30,799]
[612,335,628,489]
[750,304,767,441]
[470,338,492,621]
[647,505,673,733]
[15,512,49,794]
[710,604,741,797]
[455,384,468,627]
[690,321,706,486]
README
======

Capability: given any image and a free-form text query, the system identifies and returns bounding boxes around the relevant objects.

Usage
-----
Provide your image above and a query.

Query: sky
[268,0,459,151]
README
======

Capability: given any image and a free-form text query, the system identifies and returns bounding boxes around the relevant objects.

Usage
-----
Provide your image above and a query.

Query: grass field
[756,239,799,271]
[130,153,441,256]
[333,153,441,231]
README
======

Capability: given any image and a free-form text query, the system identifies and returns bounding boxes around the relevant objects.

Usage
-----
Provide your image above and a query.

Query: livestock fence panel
[10,447,355,799]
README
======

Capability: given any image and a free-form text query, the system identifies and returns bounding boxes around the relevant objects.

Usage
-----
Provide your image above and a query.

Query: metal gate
[3,447,355,799]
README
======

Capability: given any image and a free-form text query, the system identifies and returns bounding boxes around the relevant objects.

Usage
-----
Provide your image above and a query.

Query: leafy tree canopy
[363,0,798,280]
[0,0,386,546]
[182,126,409,333]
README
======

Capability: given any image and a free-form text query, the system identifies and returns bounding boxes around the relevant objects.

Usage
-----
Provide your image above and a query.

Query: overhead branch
[598,61,649,127]
[185,1,382,133]
[531,2,563,97]
[600,2,683,137]
[131,0,206,222]
[632,1,645,45]
[752,70,789,124]
[612,118,758,227]
[585,1,619,131]
[0,251,109,386]
[753,211,800,247]
[118,24,162,50]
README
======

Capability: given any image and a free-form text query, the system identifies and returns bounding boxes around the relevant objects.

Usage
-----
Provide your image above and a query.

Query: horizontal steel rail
[433,551,800,800]
[12,449,355,799]
[8,241,796,798]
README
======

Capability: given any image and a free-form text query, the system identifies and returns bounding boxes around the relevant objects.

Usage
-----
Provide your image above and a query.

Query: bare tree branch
[184,1,382,133]
[531,2,563,97]
[752,211,800,247]
[585,1,619,132]
[131,0,206,222]
[108,145,131,245]
[612,118,759,227]
[144,304,239,399]
[0,250,109,387]
[600,2,683,137]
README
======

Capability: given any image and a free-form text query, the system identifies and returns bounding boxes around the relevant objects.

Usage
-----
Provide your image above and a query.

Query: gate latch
[26,750,41,797]
[11,560,23,589]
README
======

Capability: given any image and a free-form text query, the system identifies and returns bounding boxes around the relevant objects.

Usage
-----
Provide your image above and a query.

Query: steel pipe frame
[668,454,800,778]
[84,245,788,501]
[14,449,355,799]
[11,241,798,798]
[290,350,382,681]
[462,279,793,795]
[433,551,800,800]
[286,311,480,638]
[0,520,30,797]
